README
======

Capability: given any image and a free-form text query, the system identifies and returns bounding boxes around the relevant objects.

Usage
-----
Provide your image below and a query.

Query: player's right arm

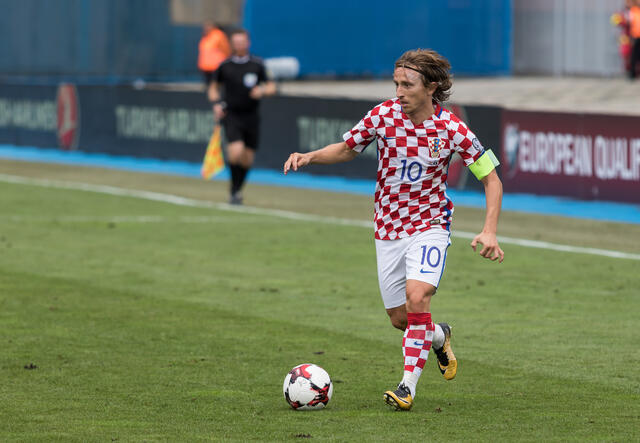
[283,142,357,175]
[284,104,379,174]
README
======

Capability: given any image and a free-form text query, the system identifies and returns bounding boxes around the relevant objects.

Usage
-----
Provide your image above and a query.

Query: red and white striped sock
[401,312,434,398]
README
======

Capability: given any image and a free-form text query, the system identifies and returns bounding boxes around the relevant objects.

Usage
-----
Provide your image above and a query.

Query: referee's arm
[250,80,277,99]
[207,81,222,102]
[208,81,226,120]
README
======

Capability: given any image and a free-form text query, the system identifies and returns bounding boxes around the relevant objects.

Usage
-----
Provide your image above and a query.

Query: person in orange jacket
[611,0,633,74]
[630,0,640,78]
[198,21,231,86]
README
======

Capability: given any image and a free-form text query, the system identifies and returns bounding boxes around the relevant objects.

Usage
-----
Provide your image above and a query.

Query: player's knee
[389,314,407,330]
[406,286,436,310]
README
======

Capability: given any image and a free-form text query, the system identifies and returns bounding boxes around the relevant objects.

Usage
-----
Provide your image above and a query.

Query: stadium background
[1,1,639,440]
[1,0,639,205]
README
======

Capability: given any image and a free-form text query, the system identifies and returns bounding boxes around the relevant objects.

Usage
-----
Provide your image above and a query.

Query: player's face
[231,33,250,56]
[393,67,435,116]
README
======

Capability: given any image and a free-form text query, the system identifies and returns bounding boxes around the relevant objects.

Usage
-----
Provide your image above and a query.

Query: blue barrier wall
[243,0,512,76]
[0,0,511,82]
[0,0,201,83]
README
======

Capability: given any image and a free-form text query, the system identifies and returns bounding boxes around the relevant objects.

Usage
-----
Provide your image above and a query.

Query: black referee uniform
[213,55,268,200]
[214,55,267,148]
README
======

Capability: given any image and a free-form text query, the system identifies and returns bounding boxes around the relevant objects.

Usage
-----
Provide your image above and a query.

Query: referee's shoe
[433,322,457,380]
[229,192,243,205]
[383,383,413,411]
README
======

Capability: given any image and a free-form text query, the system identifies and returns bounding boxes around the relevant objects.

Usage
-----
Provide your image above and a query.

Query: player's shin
[401,312,434,397]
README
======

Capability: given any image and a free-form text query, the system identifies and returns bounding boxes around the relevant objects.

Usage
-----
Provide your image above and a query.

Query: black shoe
[229,192,243,205]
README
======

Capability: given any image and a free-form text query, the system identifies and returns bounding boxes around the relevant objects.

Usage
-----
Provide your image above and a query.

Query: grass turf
[0,168,639,441]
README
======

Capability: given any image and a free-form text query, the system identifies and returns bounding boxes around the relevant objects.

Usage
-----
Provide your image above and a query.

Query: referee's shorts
[222,110,260,150]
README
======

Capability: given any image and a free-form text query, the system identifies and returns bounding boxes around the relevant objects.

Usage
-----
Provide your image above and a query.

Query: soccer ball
[283,363,333,410]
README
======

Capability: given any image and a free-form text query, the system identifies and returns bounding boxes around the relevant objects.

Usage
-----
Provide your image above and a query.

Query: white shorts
[375,228,451,309]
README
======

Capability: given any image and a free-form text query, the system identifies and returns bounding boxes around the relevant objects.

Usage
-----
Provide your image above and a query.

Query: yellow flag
[201,125,224,179]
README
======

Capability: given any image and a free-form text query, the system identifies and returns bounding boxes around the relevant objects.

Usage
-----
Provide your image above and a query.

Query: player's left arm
[471,169,504,263]
[448,114,504,263]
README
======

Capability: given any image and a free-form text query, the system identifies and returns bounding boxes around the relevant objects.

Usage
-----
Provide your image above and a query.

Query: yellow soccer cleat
[383,383,413,411]
[434,323,457,380]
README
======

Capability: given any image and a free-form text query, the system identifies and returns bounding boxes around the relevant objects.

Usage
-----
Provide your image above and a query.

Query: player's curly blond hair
[394,49,453,103]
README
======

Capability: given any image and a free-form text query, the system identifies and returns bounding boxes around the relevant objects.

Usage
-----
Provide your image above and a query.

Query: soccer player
[283,49,504,411]
[208,29,276,204]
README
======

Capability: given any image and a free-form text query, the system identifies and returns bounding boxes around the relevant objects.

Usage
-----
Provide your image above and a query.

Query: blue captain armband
[468,150,500,180]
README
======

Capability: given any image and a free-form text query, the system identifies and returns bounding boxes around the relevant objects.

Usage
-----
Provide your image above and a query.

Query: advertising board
[502,110,640,203]
[0,83,501,192]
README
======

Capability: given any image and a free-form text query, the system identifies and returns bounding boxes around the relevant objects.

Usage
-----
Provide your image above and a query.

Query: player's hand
[471,232,504,263]
[249,86,263,100]
[283,152,311,175]
[213,103,226,121]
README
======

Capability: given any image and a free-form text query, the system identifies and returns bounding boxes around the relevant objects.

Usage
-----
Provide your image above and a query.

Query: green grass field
[1,161,639,441]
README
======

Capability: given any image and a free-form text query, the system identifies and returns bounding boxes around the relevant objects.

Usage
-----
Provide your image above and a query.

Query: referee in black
[208,28,276,205]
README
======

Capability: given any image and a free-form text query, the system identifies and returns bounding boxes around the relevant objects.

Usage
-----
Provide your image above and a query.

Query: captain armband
[468,149,500,180]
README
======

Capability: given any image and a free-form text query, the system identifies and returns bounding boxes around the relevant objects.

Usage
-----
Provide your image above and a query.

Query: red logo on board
[56,83,80,150]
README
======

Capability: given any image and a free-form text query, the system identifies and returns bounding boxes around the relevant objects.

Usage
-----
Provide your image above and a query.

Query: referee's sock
[229,164,241,195]
[237,166,249,191]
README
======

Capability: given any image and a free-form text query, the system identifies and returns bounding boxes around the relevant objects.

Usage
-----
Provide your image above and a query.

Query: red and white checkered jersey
[343,98,485,240]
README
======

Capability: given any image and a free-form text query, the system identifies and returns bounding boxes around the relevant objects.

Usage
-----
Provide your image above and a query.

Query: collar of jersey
[231,55,250,64]
[395,98,443,128]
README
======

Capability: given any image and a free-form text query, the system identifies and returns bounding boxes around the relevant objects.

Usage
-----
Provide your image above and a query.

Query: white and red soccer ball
[283,364,333,410]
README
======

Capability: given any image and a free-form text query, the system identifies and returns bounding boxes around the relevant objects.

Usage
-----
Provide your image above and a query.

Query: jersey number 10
[399,160,423,182]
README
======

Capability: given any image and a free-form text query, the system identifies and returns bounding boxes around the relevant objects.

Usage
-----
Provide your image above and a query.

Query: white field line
[1,173,639,261]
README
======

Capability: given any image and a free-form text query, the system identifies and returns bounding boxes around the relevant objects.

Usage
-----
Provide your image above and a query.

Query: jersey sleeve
[342,108,379,153]
[448,114,499,180]
[447,114,485,166]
